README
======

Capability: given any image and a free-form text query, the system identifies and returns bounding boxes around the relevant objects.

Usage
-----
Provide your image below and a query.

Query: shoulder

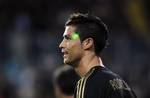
[91,66,131,87]
[85,66,121,89]
[87,66,136,97]
[90,66,120,82]
[88,66,132,91]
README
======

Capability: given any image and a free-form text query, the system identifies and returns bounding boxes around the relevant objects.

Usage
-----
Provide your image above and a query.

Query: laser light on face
[71,32,79,40]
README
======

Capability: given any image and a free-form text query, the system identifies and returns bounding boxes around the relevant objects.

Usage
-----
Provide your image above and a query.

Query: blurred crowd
[0,0,150,98]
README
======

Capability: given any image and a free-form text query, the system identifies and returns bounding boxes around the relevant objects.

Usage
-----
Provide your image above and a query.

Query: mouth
[61,50,68,58]
[63,54,68,58]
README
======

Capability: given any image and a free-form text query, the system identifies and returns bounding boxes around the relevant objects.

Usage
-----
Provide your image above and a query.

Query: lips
[63,54,67,58]
[61,50,68,58]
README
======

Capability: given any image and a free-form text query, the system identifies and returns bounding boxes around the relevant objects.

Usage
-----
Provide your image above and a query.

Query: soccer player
[53,66,79,98]
[59,12,136,98]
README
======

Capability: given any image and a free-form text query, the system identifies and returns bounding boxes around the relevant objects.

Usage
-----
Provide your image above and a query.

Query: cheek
[71,44,82,55]
[69,41,81,50]
[66,42,77,49]
[66,40,82,55]
[76,40,81,45]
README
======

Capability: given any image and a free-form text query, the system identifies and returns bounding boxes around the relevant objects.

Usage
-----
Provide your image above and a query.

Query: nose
[59,39,65,49]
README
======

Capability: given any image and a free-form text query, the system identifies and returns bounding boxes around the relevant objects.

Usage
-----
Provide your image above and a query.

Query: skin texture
[59,26,84,67]
[59,25,103,77]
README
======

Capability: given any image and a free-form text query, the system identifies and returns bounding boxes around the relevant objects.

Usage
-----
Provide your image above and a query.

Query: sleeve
[104,78,137,98]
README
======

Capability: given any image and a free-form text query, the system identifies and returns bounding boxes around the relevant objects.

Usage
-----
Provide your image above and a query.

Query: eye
[64,35,71,40]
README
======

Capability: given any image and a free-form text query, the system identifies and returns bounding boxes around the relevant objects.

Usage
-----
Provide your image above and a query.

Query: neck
[74,52,103,77]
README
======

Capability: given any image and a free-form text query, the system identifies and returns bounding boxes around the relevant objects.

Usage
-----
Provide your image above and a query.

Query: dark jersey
[74,66,136,98]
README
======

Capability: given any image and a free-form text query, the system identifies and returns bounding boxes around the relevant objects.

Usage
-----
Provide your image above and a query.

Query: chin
[64,61,70,65]
[64,61,77,68]
[64,60,72,65]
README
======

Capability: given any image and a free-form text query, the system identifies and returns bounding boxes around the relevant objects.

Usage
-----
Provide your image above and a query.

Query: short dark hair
[65,13,109,54]
[53,66,79,95]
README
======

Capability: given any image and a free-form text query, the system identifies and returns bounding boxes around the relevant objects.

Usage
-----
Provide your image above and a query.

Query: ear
[82,38,94,50]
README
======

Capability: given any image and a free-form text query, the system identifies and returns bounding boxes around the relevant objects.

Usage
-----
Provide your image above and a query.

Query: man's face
[59,25,83,66]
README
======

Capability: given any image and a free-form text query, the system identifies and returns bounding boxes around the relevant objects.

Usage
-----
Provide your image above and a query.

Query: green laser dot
[71,32,79,40]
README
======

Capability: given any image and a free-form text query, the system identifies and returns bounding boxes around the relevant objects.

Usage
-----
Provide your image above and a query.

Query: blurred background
[0,0,150,98]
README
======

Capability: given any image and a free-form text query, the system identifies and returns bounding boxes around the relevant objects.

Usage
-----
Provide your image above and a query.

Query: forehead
[63,26,76,36]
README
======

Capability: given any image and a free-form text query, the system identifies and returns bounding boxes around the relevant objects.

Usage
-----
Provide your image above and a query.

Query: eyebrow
[63,32,79,40]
